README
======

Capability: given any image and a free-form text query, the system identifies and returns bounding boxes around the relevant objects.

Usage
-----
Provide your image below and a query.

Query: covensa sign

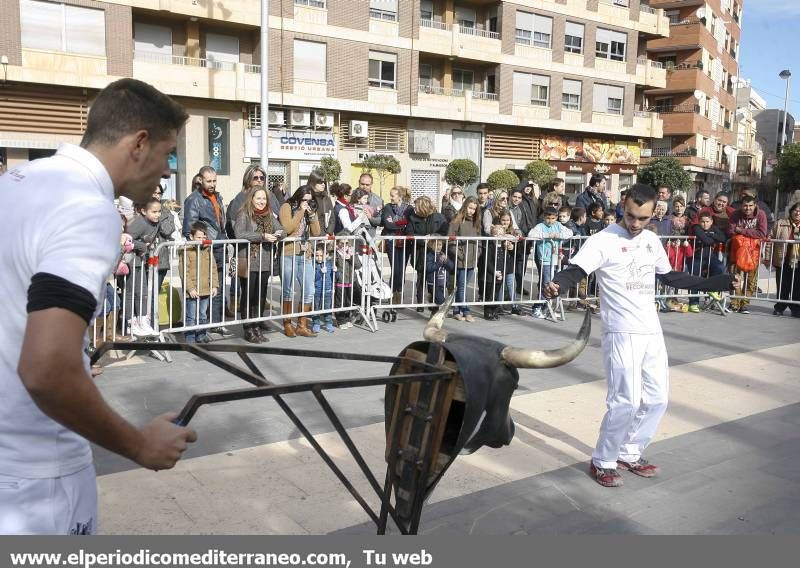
[245,129,337,161]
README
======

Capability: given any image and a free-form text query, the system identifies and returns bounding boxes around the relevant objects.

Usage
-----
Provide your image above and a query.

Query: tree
[361,154,401,194]
[524,160,557,188]
[314,156,342,184]
[486,169,520,191]
[775,143,800,193]
[637,157,692,194]
[444,159,480,188]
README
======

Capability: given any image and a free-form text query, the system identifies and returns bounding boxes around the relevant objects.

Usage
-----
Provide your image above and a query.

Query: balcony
[642,148,728,171]
[650,18,712,52]
[660,107,713,136]
[132,51,258,101]
[651,65,715,95]
[418,21,502,61]
[415,84,499,122]
[636,57,667,88]
[18,49,111,90]
[634,110,663,138]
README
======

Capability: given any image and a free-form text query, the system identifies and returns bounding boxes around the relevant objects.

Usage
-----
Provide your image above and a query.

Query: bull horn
[423,292,456,343]
[500,310,591,368]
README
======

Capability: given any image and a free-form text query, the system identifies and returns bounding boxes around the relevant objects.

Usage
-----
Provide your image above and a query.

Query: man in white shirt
[544,184,737,488]
[0,79,197,534]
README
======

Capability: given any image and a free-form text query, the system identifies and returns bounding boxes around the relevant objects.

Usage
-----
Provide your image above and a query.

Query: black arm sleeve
[552,264,588,289]
[27,273,98,325]
[656,271,733,292]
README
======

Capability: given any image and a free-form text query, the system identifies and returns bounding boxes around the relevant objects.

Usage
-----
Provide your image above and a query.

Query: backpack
[730,234,760,272]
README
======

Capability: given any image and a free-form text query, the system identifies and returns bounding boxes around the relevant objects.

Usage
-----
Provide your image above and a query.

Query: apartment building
[0,0,670,205]
[643,0,743,195]
[731,80,764,190]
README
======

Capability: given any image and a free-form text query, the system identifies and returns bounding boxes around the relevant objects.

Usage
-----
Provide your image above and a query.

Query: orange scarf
[204,190,221,227]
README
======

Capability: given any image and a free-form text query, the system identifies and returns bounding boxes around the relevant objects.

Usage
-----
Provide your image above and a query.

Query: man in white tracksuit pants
[545,183,736,487]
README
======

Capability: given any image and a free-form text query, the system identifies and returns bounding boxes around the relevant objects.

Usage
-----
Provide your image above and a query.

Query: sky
[739,0,800,117]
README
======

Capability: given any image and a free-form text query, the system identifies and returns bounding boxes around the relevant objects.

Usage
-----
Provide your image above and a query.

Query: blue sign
[208,117,230,175]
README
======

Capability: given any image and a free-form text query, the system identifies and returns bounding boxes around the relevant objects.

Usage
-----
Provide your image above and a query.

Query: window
[205,33,239,69]
[419,63,433,88]
[295,0,326,8]
[369,51,396,89]
[294,39,326,81]
[593,84,625,115]
[370,0,398,22]
[513,73,550,106]
[596,28,626,61]
[452,69,474,93]
[455,6,475,29]
[420,0,433,21]
[665,10,680,24]
[657,55,677,69]
[562,79,582,111]
[134,23,172,56]
[653,97,673,113]
[564,22,584,54]
[515,11,552,48]
[20,0,106,56]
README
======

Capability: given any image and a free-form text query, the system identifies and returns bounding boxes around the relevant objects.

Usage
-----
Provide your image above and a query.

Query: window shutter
[515,10,533,32]
[64,5,106,56]
[206,32,239,64]
[369,50,397,63]
[370,0,398,12]
[530,74,550,87]
[608,30,627,46]
[533,15,552,35]
[134,23,172,56]
[565,22,584,39]
[595,28,612,44]
[294,39,326,80]
[593,84,609,112]
[607,85,624,101]
[512,72,531,104]
[563,79,582,95]
[20,0,63,52]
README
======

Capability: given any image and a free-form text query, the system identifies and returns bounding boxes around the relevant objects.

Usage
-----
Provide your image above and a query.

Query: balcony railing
[653,104,701,114]
[600,0,630,8]
[640,4,656,14]
[133,51,236,71]
[459,26,500,40]
[417,83,498,100]
[244,64,261,73]
[634,110,655,118]
[420,18,450,31]
[649,148,698,158]
[637,56,663,68]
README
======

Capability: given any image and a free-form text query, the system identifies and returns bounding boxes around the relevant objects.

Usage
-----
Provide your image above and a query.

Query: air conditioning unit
[408,130,435,154]
[315,111,334,129]
[289,109,311,127]
[268,110,285,126]
[350,120,369,139]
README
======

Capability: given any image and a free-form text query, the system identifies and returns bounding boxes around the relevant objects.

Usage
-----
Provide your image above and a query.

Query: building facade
[731,80,763,192]
[0,0,671,205]
[643,0,742,196]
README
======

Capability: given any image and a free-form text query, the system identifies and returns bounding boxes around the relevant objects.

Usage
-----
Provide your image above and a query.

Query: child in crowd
[685,211,727,313]
[584,202,605,235]
[529,207,572,319]
[557,206,572,227]
[181,222,218,343]
[603,210,617,227]
[424,239,454,314]
[334,239,360,328]
[483,225,517,320]
[312,246,337,333]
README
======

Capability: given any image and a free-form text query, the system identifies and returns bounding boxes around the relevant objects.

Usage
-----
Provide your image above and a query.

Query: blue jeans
[454,268,474,315]
[184,296,210,342]
[538,264,555,300]
[313,287,335,325]
[685,255,725,306]
[282,254,315,304]
[497,273,517,307]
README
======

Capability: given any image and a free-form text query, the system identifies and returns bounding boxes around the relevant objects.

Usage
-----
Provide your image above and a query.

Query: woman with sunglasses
[441,186,465,223]
[483,189,511,235]
[278,186,322,337]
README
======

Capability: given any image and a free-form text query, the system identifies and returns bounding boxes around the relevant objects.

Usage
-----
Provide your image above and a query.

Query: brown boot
[282,300,297,337]
[295,303,318,337]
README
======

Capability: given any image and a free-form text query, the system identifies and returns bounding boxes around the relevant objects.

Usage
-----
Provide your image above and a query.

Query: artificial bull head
[385,295,590,520]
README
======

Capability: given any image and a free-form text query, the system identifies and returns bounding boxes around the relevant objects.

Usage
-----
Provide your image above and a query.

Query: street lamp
[775,69,792,213]
[260,0,269,176]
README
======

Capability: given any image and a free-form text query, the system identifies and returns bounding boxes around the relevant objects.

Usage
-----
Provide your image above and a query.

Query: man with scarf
[575,174,609,213]
[182,166,232,336]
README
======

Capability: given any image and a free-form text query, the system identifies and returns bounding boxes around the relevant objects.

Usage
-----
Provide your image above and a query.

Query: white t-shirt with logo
[570,223,672,334]
[0,144,121,479]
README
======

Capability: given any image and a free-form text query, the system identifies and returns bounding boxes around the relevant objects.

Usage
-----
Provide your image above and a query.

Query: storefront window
[564,173,585,196]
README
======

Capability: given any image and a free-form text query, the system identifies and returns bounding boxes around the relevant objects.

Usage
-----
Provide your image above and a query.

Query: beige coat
[768,219,800,268]
[181,246,219,296]
[278,202,322,257]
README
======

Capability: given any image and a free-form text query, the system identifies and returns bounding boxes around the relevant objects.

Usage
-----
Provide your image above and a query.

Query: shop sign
[540,136,641,165]
[269,130,336,160]
[550,161,639,175]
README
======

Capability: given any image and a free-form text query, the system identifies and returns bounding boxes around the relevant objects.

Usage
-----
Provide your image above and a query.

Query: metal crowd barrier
[89,233,800,352]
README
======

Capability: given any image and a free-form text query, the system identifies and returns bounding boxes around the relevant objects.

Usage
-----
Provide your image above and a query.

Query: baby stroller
[352,227,394,326]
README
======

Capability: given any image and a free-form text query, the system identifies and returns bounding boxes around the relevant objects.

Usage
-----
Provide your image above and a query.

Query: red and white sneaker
[617,458,660,478]
[589,462,623,487]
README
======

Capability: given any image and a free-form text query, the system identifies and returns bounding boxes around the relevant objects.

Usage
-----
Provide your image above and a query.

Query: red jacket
[727,208,768,240]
